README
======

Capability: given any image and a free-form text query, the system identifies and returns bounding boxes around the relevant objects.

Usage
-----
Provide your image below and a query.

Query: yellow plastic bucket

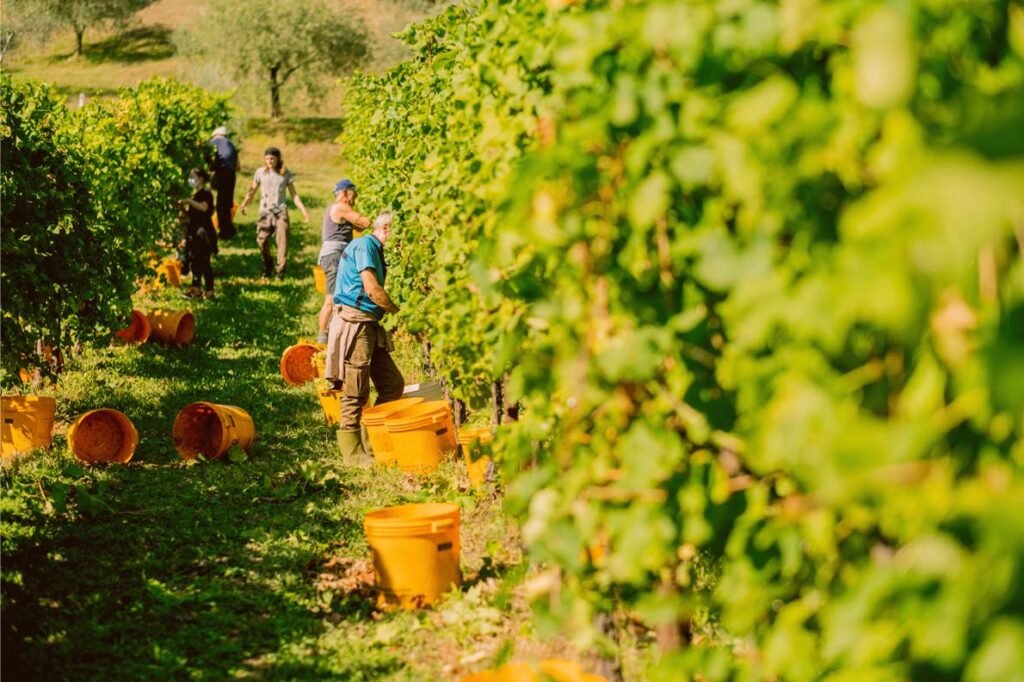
[458,659,606,682]
[363,502,461,609]
[1,395,56,458]
[312,349,326,378]
[363,397,425,465]
[317,384,341,426]
[312,265,327,294]
[172,402,255,460]
[68,409,138,464]
[280,342,324,385]
[384,400,456,473]
[154,258,182,288]
[458,427,494,489]
[148,310,195,346]
[115,309,152,345]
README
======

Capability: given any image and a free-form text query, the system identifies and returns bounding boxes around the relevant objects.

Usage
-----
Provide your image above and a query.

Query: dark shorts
[318,245,345,297]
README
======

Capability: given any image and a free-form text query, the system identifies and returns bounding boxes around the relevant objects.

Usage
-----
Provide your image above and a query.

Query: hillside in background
[2,0,443,118]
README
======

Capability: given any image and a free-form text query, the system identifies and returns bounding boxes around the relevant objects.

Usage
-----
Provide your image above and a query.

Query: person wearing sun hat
[209,126,239,240]
[316,178,374,343]
[239,146,310,282]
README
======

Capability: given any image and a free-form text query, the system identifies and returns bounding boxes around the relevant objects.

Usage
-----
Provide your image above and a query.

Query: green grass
[0,202,577,680]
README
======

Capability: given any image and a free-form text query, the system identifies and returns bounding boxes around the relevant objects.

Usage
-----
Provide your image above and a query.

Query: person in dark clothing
[210,126,239,240]
[178,168,217,299]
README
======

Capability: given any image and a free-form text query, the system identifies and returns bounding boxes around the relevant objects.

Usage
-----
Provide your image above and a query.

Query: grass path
[0,213,573,680]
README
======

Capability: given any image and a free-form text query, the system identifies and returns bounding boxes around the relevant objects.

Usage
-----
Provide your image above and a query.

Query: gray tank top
[321,206,354,245]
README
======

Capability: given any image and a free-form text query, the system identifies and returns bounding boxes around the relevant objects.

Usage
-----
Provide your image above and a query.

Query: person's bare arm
[360,269,399,313]
[179,196,209,212]
[239,176,259,214]
[333,204,372,230]
[288,182,310,222]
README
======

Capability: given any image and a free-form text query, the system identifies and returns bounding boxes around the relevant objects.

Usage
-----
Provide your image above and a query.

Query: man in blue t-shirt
[324,211,404,463]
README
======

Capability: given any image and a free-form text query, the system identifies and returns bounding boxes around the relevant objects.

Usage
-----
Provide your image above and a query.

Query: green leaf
[627,171,671,230]
[227,445,249,464]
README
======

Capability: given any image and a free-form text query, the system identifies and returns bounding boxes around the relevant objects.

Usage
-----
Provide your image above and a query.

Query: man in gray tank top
[317,179,374,343]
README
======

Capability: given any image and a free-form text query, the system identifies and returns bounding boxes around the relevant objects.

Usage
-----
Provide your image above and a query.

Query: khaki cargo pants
[339,320,405,431]
[256,209,289,277]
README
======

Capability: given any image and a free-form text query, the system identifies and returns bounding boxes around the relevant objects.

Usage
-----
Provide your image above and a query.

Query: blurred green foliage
[343,0,1024,678]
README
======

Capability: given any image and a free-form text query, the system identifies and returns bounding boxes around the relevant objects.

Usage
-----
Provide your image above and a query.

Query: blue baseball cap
[334,179,356,194]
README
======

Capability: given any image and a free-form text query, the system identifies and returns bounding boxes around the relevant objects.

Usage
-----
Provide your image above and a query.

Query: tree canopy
[177,0,369,119]
[2,0,154,57]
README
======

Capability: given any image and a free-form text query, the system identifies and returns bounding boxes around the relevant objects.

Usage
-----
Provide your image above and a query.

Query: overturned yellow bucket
[148,309,195,346]
[172,402,254,460]
[68,408,137,464]
[363,502,461,609]
[115,309,151,345]
[280,342,324,385]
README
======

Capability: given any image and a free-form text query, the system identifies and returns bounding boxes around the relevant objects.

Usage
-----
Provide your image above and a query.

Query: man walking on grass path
[324,211,404,464]
[316,179,374,344]
[238,147,310,282]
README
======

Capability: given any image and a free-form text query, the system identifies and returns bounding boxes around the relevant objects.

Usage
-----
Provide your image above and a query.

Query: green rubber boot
[361,423,374,456]
[337,428,372,467]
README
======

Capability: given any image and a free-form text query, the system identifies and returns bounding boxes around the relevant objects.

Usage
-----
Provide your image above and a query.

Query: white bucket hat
[211,126,229,137]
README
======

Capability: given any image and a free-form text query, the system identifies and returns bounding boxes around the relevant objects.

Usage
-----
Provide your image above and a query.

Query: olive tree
[2,0,154,58]
[177,0,369,119]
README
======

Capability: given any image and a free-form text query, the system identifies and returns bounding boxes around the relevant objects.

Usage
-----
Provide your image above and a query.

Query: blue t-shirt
[333,235,387,318]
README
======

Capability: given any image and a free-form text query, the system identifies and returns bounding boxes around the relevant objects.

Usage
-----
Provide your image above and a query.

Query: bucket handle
[430,518,456,533]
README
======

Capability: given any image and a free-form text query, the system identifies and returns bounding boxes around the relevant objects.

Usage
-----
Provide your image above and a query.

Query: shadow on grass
[0,227,405,680]
[81,25,176,64]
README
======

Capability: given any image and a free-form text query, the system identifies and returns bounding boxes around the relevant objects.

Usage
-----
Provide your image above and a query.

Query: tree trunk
[74,27,84,57]
[492,378,503,427]
[269,66,283,119]
[422,340,436,380]
[0,32,15,66]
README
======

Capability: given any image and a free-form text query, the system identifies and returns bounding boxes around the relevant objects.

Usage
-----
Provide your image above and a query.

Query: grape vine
[1,77,231,381]
[343,1,1024,678]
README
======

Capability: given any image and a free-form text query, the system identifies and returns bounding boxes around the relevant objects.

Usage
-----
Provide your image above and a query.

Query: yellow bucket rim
[1,395,57,413]
[363,397,425,426]
[364,502,460,537]
[384,400,450,433]
[457,427,493,445]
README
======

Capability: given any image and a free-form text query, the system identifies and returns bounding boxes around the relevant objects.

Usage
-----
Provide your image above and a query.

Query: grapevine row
[1,76,231,381]
[342,1,1024,679]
